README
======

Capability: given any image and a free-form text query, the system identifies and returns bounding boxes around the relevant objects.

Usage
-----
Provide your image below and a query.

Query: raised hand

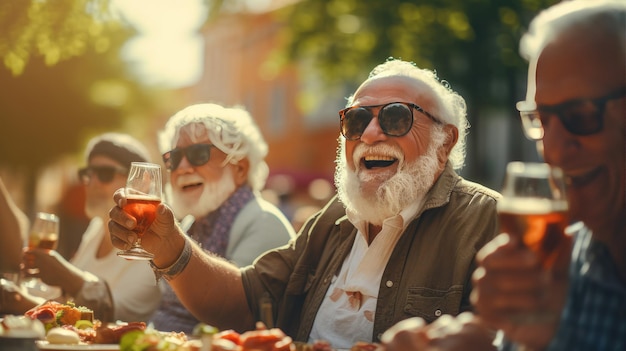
[471,232,572,349]
[109,187,185,268]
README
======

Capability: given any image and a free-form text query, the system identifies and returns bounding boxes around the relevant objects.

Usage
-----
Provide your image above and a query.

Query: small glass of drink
[498,162,569,269]
[117,162,162,260]
[22,212,61,299]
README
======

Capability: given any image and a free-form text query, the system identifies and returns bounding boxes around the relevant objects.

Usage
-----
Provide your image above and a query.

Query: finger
[109,205,137,230]
[381,317,426,345]
[478,240,539,273]
[113,187,127,208]
[108,218,137,249]
[155,202,177,227]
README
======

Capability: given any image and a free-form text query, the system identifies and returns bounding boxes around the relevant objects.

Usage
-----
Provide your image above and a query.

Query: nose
[359,115,388,144]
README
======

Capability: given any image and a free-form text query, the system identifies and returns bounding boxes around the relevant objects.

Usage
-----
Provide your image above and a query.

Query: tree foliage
[276,0,558,101]
[271,0,559,184]
[0,0,121,75]
[0,0,157,212]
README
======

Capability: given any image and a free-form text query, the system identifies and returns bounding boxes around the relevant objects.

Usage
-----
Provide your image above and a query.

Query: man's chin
[171,199,213,219]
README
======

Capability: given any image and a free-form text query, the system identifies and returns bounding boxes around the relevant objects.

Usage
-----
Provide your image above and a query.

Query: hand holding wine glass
[25,212,59,274]
[22,212,62,299]
[117,162,162,260]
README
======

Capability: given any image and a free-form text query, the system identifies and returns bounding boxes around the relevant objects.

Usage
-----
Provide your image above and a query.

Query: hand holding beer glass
[498,162,569,269]
[117,162,162,260]
[25,212,60,274]
[22,212,61,298]
[498,162,570,327]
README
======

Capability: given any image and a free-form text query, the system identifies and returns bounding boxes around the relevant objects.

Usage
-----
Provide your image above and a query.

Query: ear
[437,125,459,163]
[231,158,250,187]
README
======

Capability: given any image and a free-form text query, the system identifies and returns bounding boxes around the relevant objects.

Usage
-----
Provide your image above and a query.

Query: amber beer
[124,195,161,236]
[498,198,569,268]
[28,212,60,250]
[28,233,58,250]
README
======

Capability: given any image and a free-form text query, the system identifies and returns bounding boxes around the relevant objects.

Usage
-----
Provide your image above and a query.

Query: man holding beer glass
[380,1,625,350]
[473,1,626,350]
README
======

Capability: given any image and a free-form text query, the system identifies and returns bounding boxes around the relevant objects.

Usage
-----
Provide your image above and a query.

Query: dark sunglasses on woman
[517,86,626,140]
[162,144,214,171]
[339,101,443,141]
[78,165,127,184]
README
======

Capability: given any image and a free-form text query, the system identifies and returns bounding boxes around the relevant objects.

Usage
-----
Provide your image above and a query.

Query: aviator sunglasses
[517,86,626,140]
[162,143,214,171]
[78,165,127,184]
[339,102,443,141]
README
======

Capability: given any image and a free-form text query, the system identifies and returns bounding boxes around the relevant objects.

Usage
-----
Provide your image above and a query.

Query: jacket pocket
[403,286,464,323]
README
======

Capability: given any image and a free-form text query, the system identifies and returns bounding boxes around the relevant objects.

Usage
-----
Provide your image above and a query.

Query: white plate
[36,341,119,351]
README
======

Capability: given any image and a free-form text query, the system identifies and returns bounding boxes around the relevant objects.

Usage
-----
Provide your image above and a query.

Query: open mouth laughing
[363,155,397,169]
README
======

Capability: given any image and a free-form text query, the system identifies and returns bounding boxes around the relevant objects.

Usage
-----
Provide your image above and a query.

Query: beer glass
[117,162,162,260]
[22,212,62,299]
[498,162,569,268]
[26,212,60,273]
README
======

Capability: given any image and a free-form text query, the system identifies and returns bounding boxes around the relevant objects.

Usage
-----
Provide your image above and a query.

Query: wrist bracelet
[149,236,192,282]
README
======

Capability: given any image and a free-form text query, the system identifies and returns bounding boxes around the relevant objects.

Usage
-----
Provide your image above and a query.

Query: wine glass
[117,162,162,260]
[22,212,62,299]
[498,162,570,269]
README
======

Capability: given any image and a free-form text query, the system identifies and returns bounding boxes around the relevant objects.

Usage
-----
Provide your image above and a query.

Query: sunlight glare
[111,0,208,88]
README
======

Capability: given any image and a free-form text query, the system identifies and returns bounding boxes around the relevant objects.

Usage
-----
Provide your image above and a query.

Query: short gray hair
[346,58,468,170]
[520,0,626,61]
[158,103,269,191]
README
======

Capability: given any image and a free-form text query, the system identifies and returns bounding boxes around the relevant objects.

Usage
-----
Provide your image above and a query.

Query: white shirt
[308,200,422,348]
[71,218,161,322]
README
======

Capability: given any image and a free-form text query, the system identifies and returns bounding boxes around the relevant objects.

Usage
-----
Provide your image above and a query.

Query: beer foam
[126,193,161,201]
[497,198,568,214]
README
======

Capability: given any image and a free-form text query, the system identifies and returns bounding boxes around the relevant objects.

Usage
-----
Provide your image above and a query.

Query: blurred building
[182,1,340,219]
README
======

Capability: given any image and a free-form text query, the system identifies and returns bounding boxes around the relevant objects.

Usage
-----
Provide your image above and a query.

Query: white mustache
[174,174,205,187]
[352,143,404,165]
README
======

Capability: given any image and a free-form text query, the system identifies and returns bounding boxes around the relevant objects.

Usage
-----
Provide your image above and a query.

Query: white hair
[158,103,269,191]
[520,0,626,61]
[345,58,468,170]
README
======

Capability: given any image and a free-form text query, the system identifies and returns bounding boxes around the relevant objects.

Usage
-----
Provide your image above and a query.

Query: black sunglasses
[162,144,214,171]
[78,165,127,184]
[339,102,443,141]
[517,86,626,140]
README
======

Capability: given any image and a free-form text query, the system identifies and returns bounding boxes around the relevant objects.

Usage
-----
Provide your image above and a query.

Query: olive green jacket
[241,163,500,343]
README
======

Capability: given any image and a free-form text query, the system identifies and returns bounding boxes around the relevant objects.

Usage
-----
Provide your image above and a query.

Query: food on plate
[119,322,382,351]
[349,341,381,351]
[46,327,80,344]
[22,300,146,345]
[295,340,334,351]
[120,328,193,351]
[94,321,147,344]
[25,301,94,330]
[0,314,46,339]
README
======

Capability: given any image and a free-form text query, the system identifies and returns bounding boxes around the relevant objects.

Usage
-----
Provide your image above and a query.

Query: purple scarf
[189,184,254,256]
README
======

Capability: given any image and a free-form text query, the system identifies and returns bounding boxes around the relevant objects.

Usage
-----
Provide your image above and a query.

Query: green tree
[0,0,157,213]
[273,0,559,184]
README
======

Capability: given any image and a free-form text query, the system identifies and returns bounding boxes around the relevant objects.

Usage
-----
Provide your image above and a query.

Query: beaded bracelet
[149,236,192,282]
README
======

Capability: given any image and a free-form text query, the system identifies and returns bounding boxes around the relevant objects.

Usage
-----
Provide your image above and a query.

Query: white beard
[335,134,445,226]
[169,168,237,219]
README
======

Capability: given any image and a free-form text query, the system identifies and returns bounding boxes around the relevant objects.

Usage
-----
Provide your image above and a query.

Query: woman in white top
[14,133,161,322]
